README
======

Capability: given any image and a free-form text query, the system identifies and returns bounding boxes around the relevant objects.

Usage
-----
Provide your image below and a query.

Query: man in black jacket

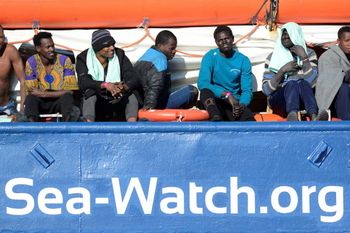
[76,29,139,122]
[134,30,197,110]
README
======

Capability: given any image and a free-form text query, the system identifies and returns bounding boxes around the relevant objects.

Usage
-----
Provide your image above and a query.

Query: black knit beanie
[91,29,116,52]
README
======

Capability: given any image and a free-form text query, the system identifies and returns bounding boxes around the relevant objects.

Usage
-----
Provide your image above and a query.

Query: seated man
[0,25,25,117]
[262,22,326,121]
[24,32,79,122]
[76,29,139,122]
[134,30,198,110]
[198,26,255,121]
[316,26,350,120]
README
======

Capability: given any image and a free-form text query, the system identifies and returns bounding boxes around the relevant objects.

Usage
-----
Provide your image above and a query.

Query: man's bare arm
[9,45,26,112]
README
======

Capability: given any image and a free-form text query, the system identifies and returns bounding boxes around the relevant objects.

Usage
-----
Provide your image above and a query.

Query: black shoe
[67,106,81,122]
[286,111,298,121]
[311,113,317,121]
[138,118,150,122]
[14,113,29,122]
[316,110,329,121]
[211,115,222,121]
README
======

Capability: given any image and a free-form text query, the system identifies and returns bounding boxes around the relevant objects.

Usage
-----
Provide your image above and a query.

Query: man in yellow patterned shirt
[24,32,79,121]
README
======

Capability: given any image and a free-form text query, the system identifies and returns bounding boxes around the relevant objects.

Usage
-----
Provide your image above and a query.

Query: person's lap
[165,85,197,109]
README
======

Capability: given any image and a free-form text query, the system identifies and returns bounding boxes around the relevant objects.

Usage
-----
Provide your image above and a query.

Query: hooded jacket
[316,45,350,111]
[133,46,171,109]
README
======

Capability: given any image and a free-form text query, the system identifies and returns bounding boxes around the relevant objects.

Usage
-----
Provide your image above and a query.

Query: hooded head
[268,22,307,72]
[280,22,306,51]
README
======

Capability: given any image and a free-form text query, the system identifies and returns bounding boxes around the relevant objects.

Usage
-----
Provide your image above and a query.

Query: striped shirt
[262,48,318,96]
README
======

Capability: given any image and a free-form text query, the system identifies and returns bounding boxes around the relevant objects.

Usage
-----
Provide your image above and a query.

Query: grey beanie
[91,29,116,52]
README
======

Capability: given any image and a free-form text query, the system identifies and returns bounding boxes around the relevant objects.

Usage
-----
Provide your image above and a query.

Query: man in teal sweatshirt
[198,26,254,121]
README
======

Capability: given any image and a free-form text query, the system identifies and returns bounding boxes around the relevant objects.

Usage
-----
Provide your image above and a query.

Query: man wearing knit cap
[76,29,139,122]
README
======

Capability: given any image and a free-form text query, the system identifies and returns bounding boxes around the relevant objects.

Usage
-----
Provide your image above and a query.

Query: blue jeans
[165,85,197,109]
[0,99,17,116]
[269,80,318,117]
[334,83,350,120]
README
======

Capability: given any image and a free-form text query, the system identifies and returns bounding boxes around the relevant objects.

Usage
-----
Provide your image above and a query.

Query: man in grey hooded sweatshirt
[316,26,350,120]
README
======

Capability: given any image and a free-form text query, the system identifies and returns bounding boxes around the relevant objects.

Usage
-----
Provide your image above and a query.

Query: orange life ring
[139,109,209,122]
[254,113,286,122]
[255,113,342,122]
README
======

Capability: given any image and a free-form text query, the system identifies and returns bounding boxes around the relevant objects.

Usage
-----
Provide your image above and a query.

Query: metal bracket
[30,143,55,168]
[308,140,332,167]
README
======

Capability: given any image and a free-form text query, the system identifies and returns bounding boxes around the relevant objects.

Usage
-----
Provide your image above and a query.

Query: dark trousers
[269,80,318,117]
[83,93,139,122]
[333,83,350,120]
[200,88,255,121]
[24,93,75,121]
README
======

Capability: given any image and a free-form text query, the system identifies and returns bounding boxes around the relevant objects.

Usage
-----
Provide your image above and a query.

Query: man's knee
[60,92,74,102]
[58,93,75,114]
[127,93,138,104]
[181,85,199,106]
[25,94,39,104]
[284,80,302,98]
[188,85,199,101]
[83,95,97,105]
[200,88,214,100]
[338,83,350,95]
[188,85,198,95]
[285,80,299,89]
[56,93,75,112]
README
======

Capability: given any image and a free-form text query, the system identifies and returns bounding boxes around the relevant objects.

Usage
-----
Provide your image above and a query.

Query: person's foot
[286,111,298,121]
[67,106,81,122]
[315,110,329,121]
[211,114,222,121]
[28,116,38,122]
[311,113,317,121]
[127,117,137,122]
[14,113,29,122]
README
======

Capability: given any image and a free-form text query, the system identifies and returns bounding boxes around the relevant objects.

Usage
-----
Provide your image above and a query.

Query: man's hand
[105,83,123,98]
[344,69,350,84]
[226,94,238,106]
[115,82,124,91]
[29,88,71,98]
[280,61,299,74]
[232,103,244,119]
[30,88,46,98]
[122,83,129,92]
[224,93,243,119]
[290,45,308,60]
